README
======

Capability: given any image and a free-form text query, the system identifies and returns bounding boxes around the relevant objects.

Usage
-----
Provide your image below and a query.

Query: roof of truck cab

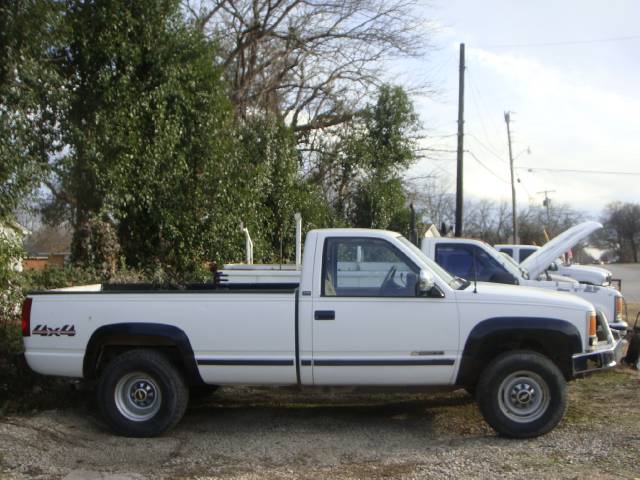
[423,237,488,245]
[309,228,401,238]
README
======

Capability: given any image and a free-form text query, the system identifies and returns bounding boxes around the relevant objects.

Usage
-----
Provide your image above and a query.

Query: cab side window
[435,244,508,282]
[322,238,418,297]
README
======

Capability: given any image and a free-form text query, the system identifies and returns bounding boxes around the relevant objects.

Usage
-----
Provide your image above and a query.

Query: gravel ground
[1,366,639,480]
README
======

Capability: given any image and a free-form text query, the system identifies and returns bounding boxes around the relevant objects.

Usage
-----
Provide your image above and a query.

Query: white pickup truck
[421,222,626,331]
[22,229,624,439]
[495,243,613,286]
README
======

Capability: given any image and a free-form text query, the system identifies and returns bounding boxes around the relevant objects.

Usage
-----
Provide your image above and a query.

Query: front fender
[456,317,583,386]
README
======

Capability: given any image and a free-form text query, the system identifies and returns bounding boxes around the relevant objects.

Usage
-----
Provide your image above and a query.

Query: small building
[422,223,441,239]
[23,252,69,271]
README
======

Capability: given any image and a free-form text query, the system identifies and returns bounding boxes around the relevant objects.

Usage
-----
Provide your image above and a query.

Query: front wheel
[98,349,189,437]
[476,351,567,438]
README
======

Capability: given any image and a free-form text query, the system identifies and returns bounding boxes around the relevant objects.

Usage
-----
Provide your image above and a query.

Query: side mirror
[417,269,443,297]
[548,262,558,272]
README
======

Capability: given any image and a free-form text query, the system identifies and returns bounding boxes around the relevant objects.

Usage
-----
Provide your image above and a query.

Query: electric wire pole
[504,111,517,243]
[455,43,465,237]
[538,190,556,227]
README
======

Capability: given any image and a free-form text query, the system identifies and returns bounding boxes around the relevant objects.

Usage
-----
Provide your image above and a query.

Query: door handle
[314,310,335,320]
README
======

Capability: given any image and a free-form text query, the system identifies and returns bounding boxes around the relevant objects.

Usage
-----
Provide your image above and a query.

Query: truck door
[311,236,459,386]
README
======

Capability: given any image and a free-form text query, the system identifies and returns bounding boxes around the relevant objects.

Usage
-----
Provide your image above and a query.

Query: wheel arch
[456,317,583,387]
[83,323,204,385]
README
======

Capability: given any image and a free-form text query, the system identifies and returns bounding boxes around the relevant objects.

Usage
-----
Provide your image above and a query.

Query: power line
[518,166,640,175]
[483,34,640,49]
[465,150,510,184]
[466,69,505,156]
[467,133,509,163]
[415,147,458,154]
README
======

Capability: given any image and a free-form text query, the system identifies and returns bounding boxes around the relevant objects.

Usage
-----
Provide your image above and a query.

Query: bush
[20,265,101,292]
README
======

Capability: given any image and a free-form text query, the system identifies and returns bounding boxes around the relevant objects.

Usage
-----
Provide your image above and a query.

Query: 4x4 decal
[33,324,76,337]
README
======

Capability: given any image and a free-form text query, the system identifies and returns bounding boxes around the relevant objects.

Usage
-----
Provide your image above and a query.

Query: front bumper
[572,338,628,376]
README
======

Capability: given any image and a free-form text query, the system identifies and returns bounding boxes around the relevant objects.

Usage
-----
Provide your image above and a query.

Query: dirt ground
[1,365,639,480]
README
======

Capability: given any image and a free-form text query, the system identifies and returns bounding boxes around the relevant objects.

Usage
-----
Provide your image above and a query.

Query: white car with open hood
[495,241,613,287]
[421,222,627,331]
[22,228,624,439]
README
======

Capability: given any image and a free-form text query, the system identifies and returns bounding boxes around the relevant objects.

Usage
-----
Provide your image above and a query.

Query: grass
[626,302,640,329]
[566,367,640,425]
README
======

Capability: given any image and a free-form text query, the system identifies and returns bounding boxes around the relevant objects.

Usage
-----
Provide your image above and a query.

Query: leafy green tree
[49,0,249,279]
[324,84,419,230]
[0,0,66,221]
[235,116,299,262]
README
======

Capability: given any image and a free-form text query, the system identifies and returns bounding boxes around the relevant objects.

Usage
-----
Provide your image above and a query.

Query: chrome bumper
[572,339,628,376]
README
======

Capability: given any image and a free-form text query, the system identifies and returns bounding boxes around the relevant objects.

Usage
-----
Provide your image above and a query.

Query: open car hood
[521,221,603,279]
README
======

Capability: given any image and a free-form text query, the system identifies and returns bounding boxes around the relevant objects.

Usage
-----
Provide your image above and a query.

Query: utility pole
[538,190,556,227]
[504,111,517,243]
[409,203,418,246]
[455,43,465,237]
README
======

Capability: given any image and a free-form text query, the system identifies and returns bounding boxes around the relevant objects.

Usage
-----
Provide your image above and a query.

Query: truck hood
[457,281,592,311]
[521,221,603,279]
[546,273,579,284]
[567,264,612,277]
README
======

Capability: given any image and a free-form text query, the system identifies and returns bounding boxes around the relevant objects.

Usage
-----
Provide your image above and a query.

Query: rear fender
[83,323,203,385]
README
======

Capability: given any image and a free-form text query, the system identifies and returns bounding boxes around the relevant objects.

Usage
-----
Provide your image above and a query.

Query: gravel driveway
[1,367,639,480]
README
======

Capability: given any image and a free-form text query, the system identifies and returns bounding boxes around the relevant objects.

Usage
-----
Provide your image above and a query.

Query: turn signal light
[588,312,597,337]
[587,311,597,348]
[614,297,624,320]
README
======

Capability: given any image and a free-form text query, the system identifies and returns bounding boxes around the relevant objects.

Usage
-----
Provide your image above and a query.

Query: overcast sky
[404,0,640,217]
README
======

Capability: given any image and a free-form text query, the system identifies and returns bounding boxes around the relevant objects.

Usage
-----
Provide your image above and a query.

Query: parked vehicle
[421,222,627,331]
[22,228,624,438]
[495,243,613,286]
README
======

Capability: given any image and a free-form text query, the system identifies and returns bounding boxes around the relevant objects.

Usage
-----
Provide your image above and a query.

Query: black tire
[97,349,189,437]
[476,350,567,439]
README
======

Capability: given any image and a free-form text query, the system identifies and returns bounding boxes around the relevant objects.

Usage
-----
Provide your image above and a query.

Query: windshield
[396,236,467,289]
[501,252,530,279]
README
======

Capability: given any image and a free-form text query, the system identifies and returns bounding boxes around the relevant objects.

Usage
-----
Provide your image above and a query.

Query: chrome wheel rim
[114,372,162,422]
[498,370,550,423]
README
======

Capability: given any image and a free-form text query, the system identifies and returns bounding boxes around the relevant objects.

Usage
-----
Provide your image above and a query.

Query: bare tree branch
[184,0,435,131]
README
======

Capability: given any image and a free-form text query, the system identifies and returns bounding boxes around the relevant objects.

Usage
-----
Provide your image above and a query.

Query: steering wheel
[380,266,397,294]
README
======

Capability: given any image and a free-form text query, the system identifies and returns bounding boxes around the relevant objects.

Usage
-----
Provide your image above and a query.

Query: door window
[435,244,507,282]
[520,248,536,262]
[322,238,418,297]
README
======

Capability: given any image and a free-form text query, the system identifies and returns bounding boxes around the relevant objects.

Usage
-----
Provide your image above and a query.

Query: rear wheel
[476,350,567,438]
[98,349,189,437]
